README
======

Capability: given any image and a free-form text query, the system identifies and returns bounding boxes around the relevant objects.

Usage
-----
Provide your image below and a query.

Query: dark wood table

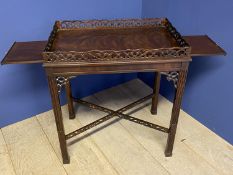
[1,18,226,164]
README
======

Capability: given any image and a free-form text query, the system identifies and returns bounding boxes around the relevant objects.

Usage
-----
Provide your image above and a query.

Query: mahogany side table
[1,18,226,164]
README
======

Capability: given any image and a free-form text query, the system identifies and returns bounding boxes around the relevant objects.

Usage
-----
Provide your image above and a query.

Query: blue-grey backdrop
[1,0,232,144]
[140,0,233,144]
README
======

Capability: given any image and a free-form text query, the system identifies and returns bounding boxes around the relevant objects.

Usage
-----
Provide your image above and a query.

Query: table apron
[44,62,189,76]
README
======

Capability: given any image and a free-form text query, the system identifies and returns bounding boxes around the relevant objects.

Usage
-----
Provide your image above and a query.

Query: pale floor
[0,79,233,175]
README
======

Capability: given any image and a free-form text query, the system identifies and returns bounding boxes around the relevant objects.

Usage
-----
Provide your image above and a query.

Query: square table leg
[47,76,70,164]
[65,80,75,119]
[151,72,161,115]
[165,69,188,156]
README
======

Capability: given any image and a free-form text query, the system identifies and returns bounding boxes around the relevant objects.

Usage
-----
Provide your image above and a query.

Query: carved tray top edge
[43,18,191,64]
[58,18,166,29]
[42,47,191,63]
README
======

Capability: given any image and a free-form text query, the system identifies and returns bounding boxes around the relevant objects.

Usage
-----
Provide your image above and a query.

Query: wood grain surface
[52,27,178,52]
[1,118,67,175]
[0,130,15,175]
[183,35,226,56]
[1,41,46,65]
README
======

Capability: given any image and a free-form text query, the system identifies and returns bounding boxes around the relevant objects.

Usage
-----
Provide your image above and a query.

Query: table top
[43,18,191,64]
[1,35,226,65]
[52,27,178,52]
[1,17,226,66]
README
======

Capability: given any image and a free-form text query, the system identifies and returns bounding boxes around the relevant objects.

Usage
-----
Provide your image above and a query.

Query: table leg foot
[164,151,172,157]
[69,114,75,120]
[150,109,157,115]
[63,156,70,164]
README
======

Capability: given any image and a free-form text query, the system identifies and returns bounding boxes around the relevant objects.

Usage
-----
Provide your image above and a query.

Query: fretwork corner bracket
[56,76,75,93]
[161,72,179,88]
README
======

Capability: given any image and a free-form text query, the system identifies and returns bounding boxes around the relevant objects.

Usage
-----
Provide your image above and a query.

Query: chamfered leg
[47,76,70,164]
[151,72,161,115]
[165,70,188,157]
[65,80,75,119]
